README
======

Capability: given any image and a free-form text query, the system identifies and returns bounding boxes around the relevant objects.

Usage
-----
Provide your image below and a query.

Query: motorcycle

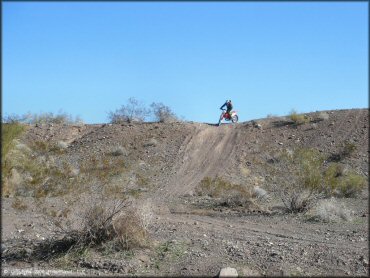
[218,109,239,125]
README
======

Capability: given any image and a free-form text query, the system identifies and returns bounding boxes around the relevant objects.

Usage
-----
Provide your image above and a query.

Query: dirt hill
[2,108,368,276]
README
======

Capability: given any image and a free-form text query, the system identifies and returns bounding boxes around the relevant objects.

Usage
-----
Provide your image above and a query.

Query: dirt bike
[218,109,239,126]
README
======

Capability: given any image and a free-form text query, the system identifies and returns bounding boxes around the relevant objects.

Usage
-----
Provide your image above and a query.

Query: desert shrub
[323,163,366,197]
[279,188,323,213]
[276,148,325,192]
[2,114,30,124]
[252,186,269,201]
[2,123,27,195]
[19,200,130,261]
[342,141,357,157]
[108,97,150,123]
[220,190,254,208]
[3,140,79,198]
[289,110,310,125]
[267,148,366,212]
[5,150,127,198]
[195,177,253,208]
[328,141,357,162]
[315,111,330,121]
[30,112,83,125]
[2,123,27,162]
[267,148,326,213]
[29,140,67,156]
[113,207,150,250]
[81,203,120,246]
[337,172,366,197]
[307,198,352,222]
[150,102,178,123]
[3,112,83,125]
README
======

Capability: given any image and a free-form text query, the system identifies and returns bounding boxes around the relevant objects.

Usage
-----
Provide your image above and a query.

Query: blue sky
[3,1,368,124]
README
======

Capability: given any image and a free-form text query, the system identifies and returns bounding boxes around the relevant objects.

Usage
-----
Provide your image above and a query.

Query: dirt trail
[159,124,238,199]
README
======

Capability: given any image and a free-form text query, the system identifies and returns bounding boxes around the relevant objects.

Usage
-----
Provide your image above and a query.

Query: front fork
[218,112,224,125]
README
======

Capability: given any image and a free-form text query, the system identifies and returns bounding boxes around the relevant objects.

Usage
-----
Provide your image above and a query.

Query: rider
[220,100,233,119]
[218,100,233,126]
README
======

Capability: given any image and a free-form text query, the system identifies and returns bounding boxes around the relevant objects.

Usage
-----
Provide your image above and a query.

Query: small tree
[108,98,150,123]
[150,102,177,123]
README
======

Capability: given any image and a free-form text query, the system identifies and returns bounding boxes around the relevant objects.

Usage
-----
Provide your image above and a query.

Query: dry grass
[2,123,27,195]
[196,177,254,208]
[289,110,310,125]
[113,210,149,250]
[196,177,250,198]
[3,112,83,125]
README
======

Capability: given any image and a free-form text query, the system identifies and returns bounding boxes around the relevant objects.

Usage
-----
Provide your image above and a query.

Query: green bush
[271,148,366,201]
[338,172,366,197]
[323,163,366,197]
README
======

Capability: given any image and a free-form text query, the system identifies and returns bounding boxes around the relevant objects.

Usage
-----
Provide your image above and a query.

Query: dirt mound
[2,108,368,276]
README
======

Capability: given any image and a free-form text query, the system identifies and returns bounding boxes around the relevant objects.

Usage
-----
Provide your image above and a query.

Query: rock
[219,267,238,277]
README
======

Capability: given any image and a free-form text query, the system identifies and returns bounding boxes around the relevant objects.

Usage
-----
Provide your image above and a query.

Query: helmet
[227,100,231,103]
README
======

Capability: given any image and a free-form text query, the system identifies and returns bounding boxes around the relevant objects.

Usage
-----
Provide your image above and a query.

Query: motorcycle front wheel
[231,115,238,123]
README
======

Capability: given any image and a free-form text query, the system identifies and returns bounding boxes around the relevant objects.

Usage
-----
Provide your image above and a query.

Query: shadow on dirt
[205,123,219,127]
[272,118,325,128]
[271,120,296,128]
[2,236,79,263]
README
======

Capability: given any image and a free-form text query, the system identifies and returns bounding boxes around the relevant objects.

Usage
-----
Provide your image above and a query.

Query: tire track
[161,124,238,199]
